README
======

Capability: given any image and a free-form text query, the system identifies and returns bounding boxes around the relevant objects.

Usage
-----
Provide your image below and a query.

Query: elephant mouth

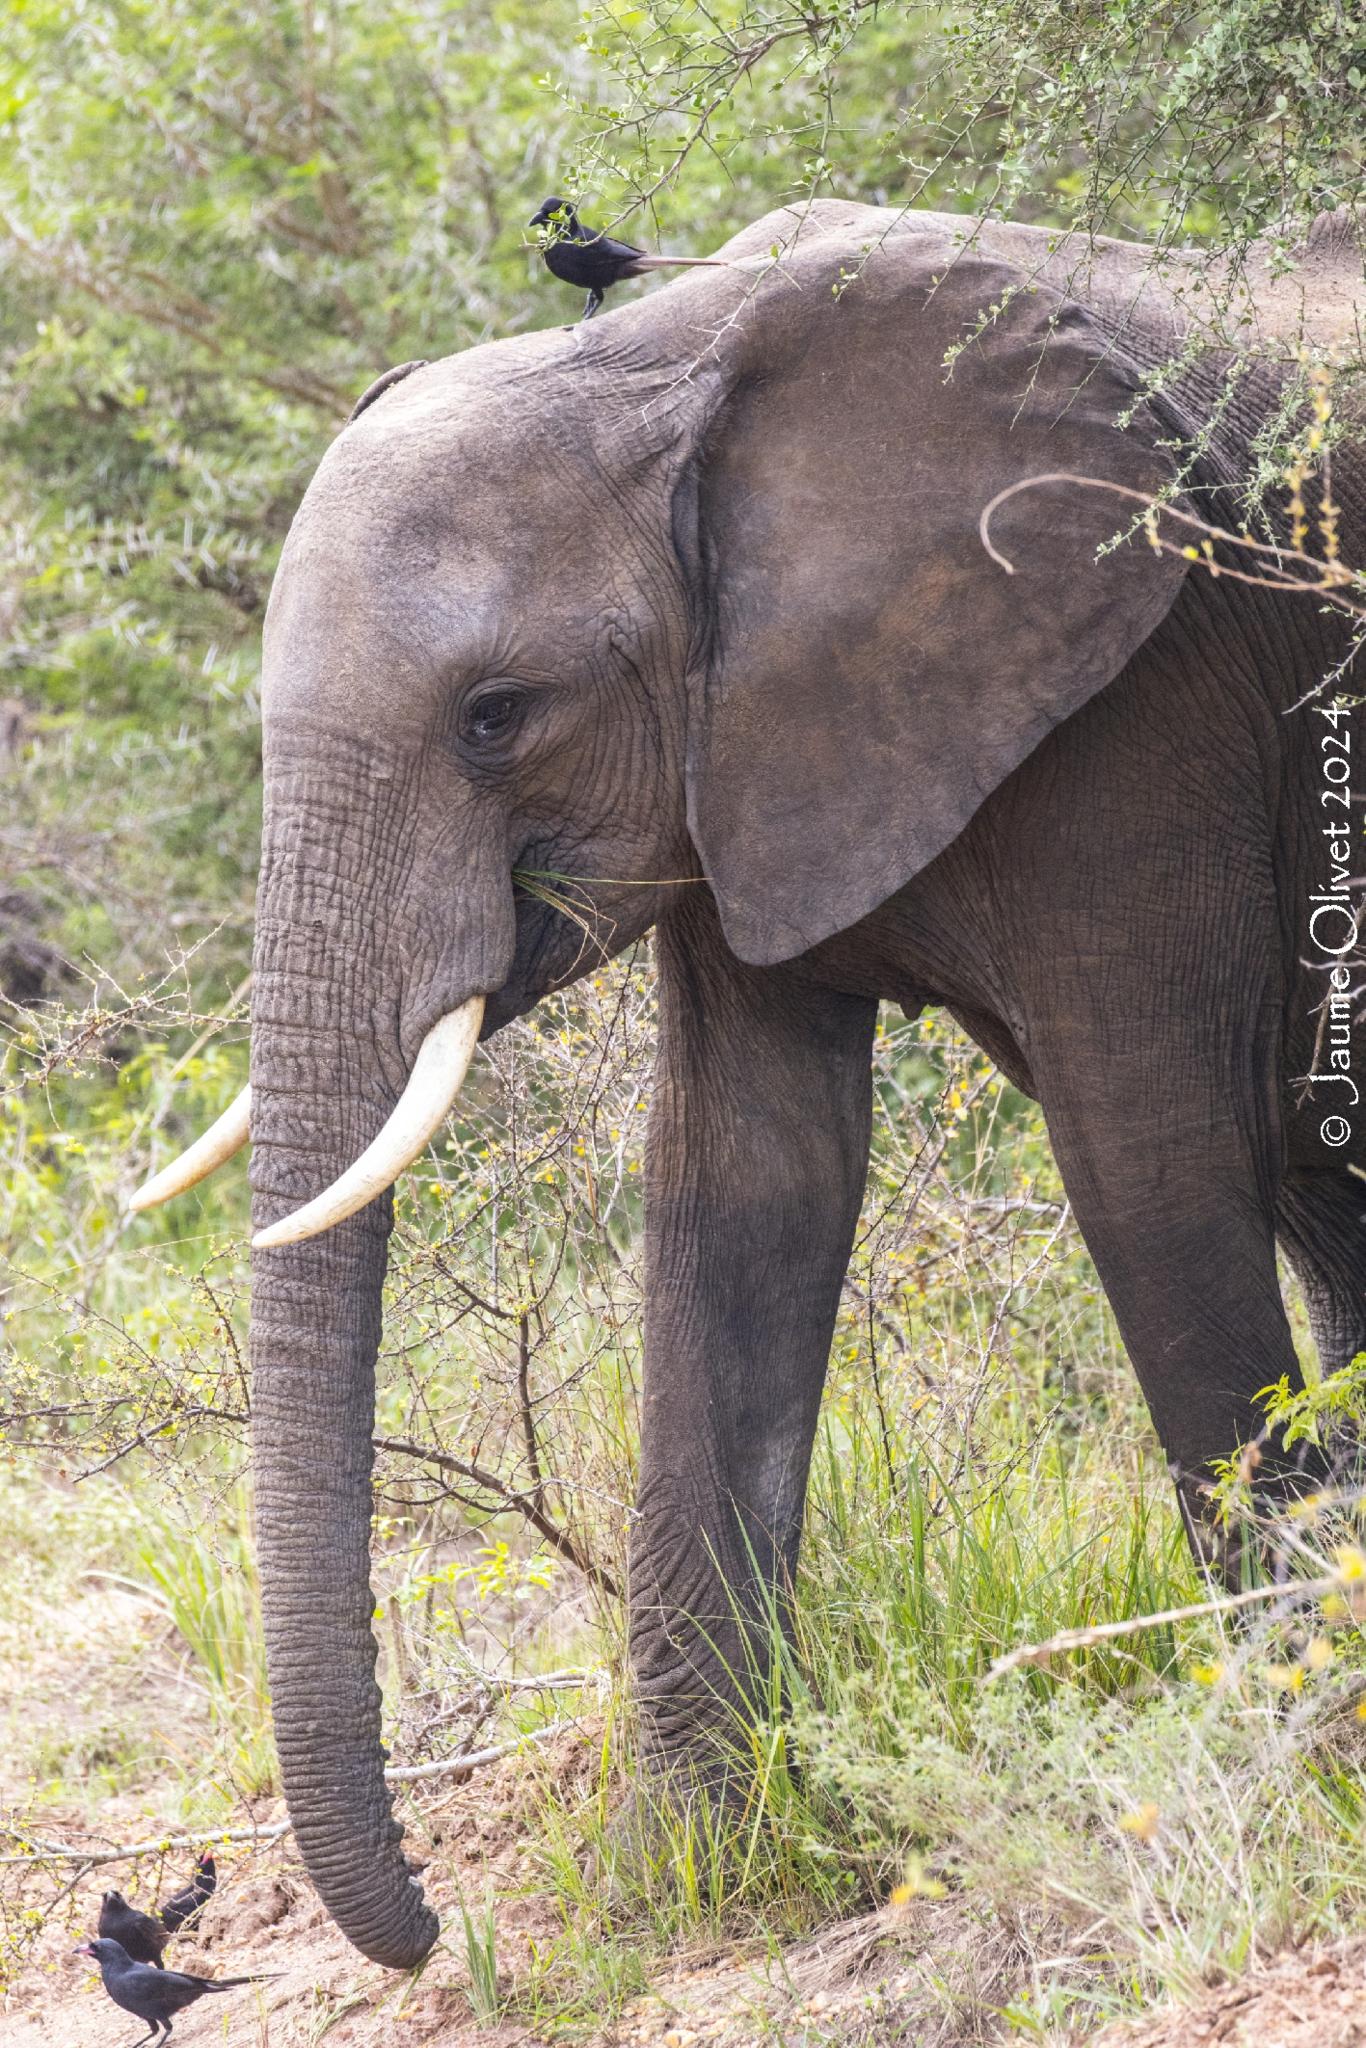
[128,848,632,1243]
[128,995,485,1246]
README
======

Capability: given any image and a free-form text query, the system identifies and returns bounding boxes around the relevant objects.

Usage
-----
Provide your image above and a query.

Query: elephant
[131,199,1366,1967]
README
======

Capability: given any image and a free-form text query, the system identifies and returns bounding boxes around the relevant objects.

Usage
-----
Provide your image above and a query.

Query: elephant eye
[459,686,525,748]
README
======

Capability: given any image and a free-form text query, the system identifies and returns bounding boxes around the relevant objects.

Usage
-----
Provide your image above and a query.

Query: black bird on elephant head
[77,1938,271,2045]
[529,197,729,320]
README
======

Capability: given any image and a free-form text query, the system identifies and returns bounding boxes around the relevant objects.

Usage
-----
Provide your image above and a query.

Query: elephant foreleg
[633,888,876,1779]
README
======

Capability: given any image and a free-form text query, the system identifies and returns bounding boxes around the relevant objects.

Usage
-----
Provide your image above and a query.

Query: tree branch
[978,471,1366,620]
[372,1434,620,1598]
[986,1569,1354,1680]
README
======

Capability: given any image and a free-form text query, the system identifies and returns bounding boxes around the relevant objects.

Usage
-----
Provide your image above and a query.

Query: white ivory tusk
[128,1086,252,1213]
[251,999,485,1251]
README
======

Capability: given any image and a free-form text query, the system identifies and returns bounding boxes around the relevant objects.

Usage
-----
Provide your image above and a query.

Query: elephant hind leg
[1026,957,1326,1578]
[1277,1168,1366,1377]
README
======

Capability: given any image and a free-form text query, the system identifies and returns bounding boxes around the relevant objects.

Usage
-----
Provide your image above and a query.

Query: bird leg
[122,2030,160,2048]
[579,288,603,321]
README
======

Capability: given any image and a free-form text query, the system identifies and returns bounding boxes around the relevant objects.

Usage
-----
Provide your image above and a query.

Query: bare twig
[0,1820,293,1869]
[516,1308,544,1512]
[372,1434,620,1598]
[986,1569,1351,1680]
[0,1724,574,1869]
[978,471,1366,620]
[384,1722,567,1784]
[866,1290,896,1490]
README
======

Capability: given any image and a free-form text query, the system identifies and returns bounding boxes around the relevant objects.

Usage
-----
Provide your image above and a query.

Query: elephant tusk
[252,999,485,1251]
[128,1086,252,1213]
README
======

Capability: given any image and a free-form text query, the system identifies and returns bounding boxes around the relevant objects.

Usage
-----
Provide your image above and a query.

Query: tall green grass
[524,1374,1366,2032]
[124,1484,276,1799]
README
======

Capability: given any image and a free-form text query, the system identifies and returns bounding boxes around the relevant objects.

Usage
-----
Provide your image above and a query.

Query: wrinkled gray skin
[248,202,1366,1965]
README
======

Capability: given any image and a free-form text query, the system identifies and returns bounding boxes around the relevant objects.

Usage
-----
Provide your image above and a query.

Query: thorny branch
[372,1434,621,1598]
[979,471,1366,624]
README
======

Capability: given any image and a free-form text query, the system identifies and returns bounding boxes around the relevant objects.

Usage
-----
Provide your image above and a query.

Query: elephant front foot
[594,1660,808,1911]
[596,1737,770,1911]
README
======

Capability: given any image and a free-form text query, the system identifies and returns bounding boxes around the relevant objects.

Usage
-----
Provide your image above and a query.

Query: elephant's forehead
[263,347,656,730]
[288,346,651,593]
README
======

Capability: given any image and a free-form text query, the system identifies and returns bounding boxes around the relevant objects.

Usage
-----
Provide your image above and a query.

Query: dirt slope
[8,1741,1364,2048]
[0,1778,1014,2048]
[1096,1940,1366,2048]
[10,1816,1366,2048]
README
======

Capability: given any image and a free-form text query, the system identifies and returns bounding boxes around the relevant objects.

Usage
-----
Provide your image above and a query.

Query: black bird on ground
[529,197,728,320]
[77,1938,269,2045]
[98,1890,169,1968]
[158,1852,216,1934]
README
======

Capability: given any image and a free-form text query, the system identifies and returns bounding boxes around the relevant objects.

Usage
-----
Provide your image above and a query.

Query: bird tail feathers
[627,255,731,271]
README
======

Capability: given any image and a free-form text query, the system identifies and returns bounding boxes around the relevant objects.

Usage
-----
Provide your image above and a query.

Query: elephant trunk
[246,764,438,1970]
[250,1207,434,1966]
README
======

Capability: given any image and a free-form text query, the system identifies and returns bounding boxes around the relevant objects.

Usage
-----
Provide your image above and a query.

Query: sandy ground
[6,1570,1364,2045]
[0,1797,998,2048]
[0,1711,1068,2048]
[9,1760,1366,2046]
[1096,1940,1366,2048]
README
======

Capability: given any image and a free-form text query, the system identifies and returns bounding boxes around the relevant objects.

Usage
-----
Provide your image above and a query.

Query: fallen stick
[385,1721,565,1784]
[0,1723,569,1867]
[985,1570,1349,1681]
[0,1819,292,1869]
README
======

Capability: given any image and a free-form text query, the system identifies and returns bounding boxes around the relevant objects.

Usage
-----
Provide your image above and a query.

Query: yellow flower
[889,1859,946,1905]
[1264,1662,1305,1693]
[1304,1637,1333,1672]
[1188,1661,1224,1686]
[1118,1802,1161,1843]
[1334,1545,1366,1582]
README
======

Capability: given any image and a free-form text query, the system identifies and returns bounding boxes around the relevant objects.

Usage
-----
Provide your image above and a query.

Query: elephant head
[135,203,1188,1965]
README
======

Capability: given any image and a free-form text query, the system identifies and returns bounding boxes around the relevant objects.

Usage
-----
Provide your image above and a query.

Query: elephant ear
[685,232,1189,966]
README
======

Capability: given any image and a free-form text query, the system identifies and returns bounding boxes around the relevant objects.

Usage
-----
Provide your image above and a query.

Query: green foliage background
[3,0,1361,1032]
[1,0,1361,1698]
